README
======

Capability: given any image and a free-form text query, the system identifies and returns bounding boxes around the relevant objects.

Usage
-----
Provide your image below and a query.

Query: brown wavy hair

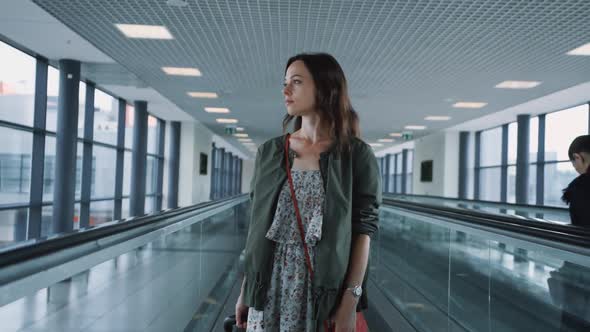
[282,53,358,151]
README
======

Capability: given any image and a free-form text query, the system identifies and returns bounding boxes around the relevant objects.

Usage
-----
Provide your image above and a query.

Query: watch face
[353,287,362,297]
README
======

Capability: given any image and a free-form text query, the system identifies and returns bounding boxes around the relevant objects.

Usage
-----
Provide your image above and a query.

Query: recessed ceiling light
[369,143,383,148]
[405,125,427,130]
[567,42,590,56]
[216,118,238,124]
[453,102,487,109]
[188,92,217,98]
[238,138,252,142]
[236,127,245,131]
[389,133,402,137]
[162,67,201,76]
[205,107,230,113]
[234,133,249,138]
[378,138,394,143]
[115,24,174,39]
[425,116,451,121]
[243,142,255,145]
[495,81,542,89]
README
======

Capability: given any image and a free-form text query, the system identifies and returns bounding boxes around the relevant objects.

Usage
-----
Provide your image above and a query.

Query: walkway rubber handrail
[385,193,568,213]
[0,195,247,269]
[384,197,590,248]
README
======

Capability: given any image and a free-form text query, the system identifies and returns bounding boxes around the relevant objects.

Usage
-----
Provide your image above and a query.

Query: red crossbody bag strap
[284,134,334,332]
[284,134,315,280]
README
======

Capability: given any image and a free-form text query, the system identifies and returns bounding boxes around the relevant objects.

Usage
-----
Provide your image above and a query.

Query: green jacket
[243,134,382,331]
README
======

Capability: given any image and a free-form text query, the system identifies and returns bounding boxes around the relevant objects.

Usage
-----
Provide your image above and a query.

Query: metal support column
[52,59,81,235]
[238,159,243,194]
[516,114,530,204]
[474,132,481,200]
[80,82,95,228]
[458,131,469,199]
[218,148,225,199]
[210,143,217,200]
[155,119,165,211]
[536,114,546,205]
[500,124,508,203]
[401,149,408,194]
[28,57,48,239]
[384,154,391,193]
[129,101,148,216]
[114,99,125,220]
[168,121,180,208]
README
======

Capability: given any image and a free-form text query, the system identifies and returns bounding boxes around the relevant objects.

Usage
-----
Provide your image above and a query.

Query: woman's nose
[283,83,292,96]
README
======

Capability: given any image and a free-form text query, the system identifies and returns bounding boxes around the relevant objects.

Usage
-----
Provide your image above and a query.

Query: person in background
[562,134,590,226]
[547,135,590,331]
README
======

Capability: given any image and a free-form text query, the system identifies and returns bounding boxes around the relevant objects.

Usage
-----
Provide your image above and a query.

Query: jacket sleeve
[351,142,382,236]
[569,187,590,227]
[249,146,262,201]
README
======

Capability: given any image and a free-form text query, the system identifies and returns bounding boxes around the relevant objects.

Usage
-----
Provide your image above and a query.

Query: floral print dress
[247,169,325,332]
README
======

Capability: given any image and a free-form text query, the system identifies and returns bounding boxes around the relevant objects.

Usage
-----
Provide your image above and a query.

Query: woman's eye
[282,82,288,88]
[294,80,302,84]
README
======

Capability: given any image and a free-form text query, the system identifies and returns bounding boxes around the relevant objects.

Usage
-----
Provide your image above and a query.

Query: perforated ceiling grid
[32,0,590,152]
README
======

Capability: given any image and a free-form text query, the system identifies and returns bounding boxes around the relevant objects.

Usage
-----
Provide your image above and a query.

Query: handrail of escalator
[0,194,248,269]
[383,196,590,248]
[385,193,569,213]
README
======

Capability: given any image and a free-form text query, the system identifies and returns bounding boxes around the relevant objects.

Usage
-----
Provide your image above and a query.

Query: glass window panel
[41,205,52,238]
[507,123,517,165]
[544,161,578,207]
[0,127,32,204]
[124,105,134,149]
[93,89,118,145]
[0,208,28,247]
[121,198,130,219]
[545,105,589,162]
[528,164,537,205]
[77,82,86,138]
[146,156,157,195]
[507,166,516,204]
[396,153,402,175]
[479,167,502,201]
[46,66,59,132]
[395,174,402,193]
[145,195,154,214]
[0,41,35,127]
[91,146,116,198]
[406,174,413,194]
[387,155,395,193]
[43,136,56,202]
[406,150,413,173]
[90,200,114,226]
[147,115,158,154]
[73,203,80,230]
[123,151,131,196]
[75,142,83,200]
[480,127,502,167]
[529,117,539,163]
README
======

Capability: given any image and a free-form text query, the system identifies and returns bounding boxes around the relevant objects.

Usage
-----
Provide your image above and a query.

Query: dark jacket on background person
[242,134,382,332]
[562,171,590,227]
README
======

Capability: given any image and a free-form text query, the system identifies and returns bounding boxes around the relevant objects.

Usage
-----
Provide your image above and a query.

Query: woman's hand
[330,292,358,332]
[235,294,249,329]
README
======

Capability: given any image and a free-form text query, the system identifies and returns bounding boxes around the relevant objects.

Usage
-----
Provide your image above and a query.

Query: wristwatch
[345,284,363,298]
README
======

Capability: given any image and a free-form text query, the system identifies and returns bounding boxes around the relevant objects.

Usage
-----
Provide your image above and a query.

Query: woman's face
[283,60,316,117]
[571,153,589,174]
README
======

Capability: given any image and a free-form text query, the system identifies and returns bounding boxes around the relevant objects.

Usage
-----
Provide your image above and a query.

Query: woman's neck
[298,113,331,144]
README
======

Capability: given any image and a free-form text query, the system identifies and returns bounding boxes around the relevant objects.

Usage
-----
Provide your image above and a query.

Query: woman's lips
[285,100,294,106]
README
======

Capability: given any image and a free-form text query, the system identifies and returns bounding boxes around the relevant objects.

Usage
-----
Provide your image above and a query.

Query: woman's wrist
[340,291,359,310]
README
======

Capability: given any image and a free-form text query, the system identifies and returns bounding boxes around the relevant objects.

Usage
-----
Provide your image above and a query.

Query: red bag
[284,135,368,332]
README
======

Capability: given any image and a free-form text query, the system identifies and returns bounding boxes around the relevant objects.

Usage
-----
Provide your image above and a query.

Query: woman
[235,53,381,332]
[562,134,590,226]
